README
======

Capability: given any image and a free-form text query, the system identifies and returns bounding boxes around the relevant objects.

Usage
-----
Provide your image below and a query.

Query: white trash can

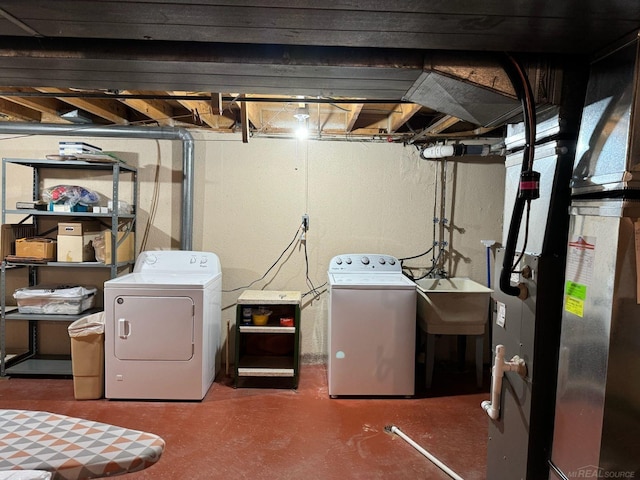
[68,311,105,400]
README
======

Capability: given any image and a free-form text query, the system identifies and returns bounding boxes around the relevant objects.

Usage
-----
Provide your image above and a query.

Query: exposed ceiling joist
[345,104,364,132]
[0,87,67,118]
[34,87,129,125]
[389,103,424,133]
[119,90,174,126]
[1,2,639,141]
[0,97,41,121]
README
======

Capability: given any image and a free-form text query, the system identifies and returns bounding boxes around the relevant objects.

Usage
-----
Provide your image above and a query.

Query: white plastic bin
[14,285,97,314]
[68,312,105,400]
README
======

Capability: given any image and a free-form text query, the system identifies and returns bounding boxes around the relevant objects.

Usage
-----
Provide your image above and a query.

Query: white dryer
[104,250,222,400]
[328,254,416,397]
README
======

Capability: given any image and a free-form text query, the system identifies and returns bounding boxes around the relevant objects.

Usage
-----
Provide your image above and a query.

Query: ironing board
[0,410,165,480]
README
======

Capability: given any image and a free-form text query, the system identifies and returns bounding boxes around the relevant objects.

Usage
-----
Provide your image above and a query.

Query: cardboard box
[57,233,101,262]
[1,224,37,260]
[99,231,135,264]
[15,237,56,259]
[57,222,100,236]
[57,222,102,262]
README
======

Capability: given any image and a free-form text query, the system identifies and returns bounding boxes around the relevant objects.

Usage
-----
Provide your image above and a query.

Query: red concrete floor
[0,363,489,479]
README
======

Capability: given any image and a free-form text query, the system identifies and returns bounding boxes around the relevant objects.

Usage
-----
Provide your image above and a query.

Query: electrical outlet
[302,214,310,231]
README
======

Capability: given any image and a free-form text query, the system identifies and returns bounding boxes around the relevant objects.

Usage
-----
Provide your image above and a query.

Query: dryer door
[113,295,194,361]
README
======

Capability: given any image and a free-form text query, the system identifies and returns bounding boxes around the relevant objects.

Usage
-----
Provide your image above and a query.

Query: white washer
[328,253,417,397]
[104,250,222,400]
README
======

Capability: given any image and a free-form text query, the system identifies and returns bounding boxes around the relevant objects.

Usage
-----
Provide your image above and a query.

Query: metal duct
[0,122,194,250]
[404,52,562,128]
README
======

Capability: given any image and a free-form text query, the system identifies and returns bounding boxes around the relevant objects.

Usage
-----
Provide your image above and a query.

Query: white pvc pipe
[481,344,527,420]
[421,144,455,159]
[386,425,464,480]
[481,345,505,420]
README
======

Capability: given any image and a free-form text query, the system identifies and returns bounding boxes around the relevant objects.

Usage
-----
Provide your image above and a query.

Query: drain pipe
[385,425,464,480]
[481,344,527,420]
[0,122,194,250]
[420,143,491,159]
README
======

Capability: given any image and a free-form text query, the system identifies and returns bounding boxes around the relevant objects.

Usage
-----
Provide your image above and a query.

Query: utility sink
[416,277,492,335]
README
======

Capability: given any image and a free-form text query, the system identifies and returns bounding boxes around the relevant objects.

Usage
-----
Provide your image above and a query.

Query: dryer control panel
[134,250,221,274]
[328,254,401,273]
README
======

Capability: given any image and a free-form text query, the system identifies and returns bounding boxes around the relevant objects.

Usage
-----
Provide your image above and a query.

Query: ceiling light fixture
[294,105,310,139]
[293,106,310,121]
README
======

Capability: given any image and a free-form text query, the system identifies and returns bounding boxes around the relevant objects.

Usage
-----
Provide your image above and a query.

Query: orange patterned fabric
[0,410,164,479]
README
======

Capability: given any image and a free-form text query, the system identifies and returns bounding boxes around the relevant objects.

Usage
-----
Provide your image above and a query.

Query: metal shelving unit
[0,158,137,377]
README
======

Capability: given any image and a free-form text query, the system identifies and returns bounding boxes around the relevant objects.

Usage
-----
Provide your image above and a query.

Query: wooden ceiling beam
[0,98,42,121]
[388,103,423,133]
[35,87,129,125]
[172,91,235,130]
[0,87,68,118]
[36,87,129,125]
[119,90,174,126]
[350,126,397,136]
[239,94,248,143]
[427,115,461,134]
[244,101,264,131]
[345,104,364,132]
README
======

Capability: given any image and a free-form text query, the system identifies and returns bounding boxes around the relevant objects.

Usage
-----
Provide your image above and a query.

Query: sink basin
[416,277,492,335]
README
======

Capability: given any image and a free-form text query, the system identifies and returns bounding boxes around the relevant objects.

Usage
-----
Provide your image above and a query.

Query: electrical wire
[302,283,327,298]
[417,248,446,281]
[223,223,303,293]
[302,237,321,299]
[140,139,161,251]
[398,246,435,262]
[402,248,445,281]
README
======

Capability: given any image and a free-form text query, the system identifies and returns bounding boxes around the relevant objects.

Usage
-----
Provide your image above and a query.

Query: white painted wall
[0,131,505,361]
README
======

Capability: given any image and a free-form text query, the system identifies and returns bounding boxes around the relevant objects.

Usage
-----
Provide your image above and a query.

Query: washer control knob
[388,258,396,265]
[145,254,158,265]
[378,257,386,265]
[335,258,343,265]
[361,256,370,265]
[345,257,352,264]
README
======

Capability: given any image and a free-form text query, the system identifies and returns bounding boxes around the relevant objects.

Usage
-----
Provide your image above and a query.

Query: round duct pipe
[0,122,194,250]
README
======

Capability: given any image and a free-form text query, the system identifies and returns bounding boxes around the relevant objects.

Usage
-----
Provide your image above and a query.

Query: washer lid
[328,272,416,289]
[105,272,219,288]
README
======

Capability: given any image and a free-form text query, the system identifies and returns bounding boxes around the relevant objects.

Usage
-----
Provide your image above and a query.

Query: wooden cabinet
[234,290,301,388]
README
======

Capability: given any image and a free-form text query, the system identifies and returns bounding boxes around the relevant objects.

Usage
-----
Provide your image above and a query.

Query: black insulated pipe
[499,54,537,297]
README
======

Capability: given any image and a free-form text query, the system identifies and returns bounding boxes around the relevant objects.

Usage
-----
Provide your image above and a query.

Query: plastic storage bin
[13,285,97,314]
[68,312,105,400]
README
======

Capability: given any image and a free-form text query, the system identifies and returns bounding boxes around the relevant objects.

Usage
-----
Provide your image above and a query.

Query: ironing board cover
[0,410,164,480]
